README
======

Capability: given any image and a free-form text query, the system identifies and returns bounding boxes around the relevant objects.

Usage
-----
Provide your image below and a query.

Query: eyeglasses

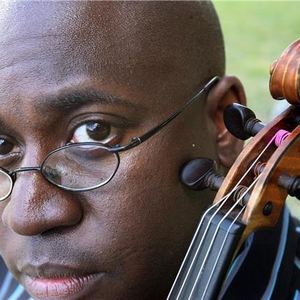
[0,76,219,201]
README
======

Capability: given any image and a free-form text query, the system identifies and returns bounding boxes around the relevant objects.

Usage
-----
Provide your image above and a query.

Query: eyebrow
[35,89,142,115]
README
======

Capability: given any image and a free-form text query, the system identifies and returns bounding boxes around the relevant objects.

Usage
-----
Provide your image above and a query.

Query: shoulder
[221,207,300,300]
[286,216,300,300]
[0,257,31,300]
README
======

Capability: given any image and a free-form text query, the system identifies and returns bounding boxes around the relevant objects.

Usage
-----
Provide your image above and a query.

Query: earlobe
[206,76,247,168]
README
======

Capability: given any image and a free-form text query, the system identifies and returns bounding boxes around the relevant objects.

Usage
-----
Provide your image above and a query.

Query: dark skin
[0,2,245,300]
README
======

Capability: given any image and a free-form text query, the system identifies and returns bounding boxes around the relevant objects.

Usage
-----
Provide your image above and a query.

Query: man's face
[0,2,217,299]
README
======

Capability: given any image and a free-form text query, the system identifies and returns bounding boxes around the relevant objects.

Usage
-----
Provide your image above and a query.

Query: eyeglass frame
[0,76,219,200]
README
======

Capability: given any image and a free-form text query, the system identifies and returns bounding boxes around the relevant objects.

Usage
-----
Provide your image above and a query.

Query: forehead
[0,1,205,113]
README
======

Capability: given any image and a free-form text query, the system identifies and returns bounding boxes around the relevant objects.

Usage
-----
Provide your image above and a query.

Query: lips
[20,263,104,300]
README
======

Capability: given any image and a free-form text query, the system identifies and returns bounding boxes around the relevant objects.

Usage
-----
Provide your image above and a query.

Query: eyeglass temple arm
[114,76,220,152]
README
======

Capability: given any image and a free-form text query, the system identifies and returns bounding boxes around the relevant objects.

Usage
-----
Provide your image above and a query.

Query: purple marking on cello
[274,129,290,146]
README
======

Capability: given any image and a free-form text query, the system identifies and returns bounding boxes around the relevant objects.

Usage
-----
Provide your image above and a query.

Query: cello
[167,39,300,300]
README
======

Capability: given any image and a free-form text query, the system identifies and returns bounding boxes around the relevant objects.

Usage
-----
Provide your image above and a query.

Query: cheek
[0,206,5,256]
[91,121,213,247]
[86,133,214,297]
[87,144,184,248]
[0,202,17,264]
[87,133,208,260]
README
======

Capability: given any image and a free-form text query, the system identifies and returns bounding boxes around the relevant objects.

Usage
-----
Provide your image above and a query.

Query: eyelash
[0,136,23,167]
[68,119,123,145]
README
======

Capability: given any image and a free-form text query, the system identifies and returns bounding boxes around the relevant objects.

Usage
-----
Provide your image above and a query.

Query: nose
[1,169,83,236]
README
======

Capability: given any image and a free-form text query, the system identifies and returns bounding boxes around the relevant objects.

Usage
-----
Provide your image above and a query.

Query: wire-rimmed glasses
[0,76,219,201]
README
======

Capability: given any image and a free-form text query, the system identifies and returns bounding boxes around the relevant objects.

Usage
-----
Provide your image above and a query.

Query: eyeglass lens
[42,144,119,191]
[0,169,13,201]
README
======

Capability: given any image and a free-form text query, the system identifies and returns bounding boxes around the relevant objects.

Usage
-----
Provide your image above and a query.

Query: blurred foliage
[213,1,300,218]
[214,1,300,121]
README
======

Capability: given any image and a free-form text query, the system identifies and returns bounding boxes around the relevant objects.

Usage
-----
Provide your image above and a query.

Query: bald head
[0,1,224,104]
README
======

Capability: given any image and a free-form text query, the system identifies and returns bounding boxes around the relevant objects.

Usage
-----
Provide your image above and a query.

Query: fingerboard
[168,210,245,300]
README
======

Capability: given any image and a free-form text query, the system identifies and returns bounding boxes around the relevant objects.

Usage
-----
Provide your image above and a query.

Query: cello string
[171,135,277,300]
[200,205,246,300]
[194,131,287,298]
[171,194,238,300]
[170,191,237,300]
[187,175,261,300]
[166,192,233,300]
[172,184,254,300]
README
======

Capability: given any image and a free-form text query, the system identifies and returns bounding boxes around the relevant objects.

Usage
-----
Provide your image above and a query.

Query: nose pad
[42,165,62,185]
[1,170,83,236]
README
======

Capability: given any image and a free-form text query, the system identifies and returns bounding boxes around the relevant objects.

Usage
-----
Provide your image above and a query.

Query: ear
[206,76,247,168]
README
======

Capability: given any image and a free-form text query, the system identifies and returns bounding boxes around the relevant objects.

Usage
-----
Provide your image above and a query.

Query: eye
[70,121,117,144]
[0,136,21,167]
[0,138,14,155]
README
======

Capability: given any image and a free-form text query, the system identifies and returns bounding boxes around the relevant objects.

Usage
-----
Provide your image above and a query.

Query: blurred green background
[213,1,300,218]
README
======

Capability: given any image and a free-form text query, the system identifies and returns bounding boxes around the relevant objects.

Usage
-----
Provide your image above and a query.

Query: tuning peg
[224,103,265,140]
[180,158,224,191]
[278,174,300,200]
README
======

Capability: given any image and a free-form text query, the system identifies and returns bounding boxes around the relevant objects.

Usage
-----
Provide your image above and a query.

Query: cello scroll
[269,38,300,104]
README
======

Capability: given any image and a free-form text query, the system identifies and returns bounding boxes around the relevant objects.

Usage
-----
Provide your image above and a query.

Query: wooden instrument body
[216,106,300,242]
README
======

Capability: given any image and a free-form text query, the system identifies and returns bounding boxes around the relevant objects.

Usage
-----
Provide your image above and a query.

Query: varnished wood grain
[270,39,300,104]
[214,102,300,243]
